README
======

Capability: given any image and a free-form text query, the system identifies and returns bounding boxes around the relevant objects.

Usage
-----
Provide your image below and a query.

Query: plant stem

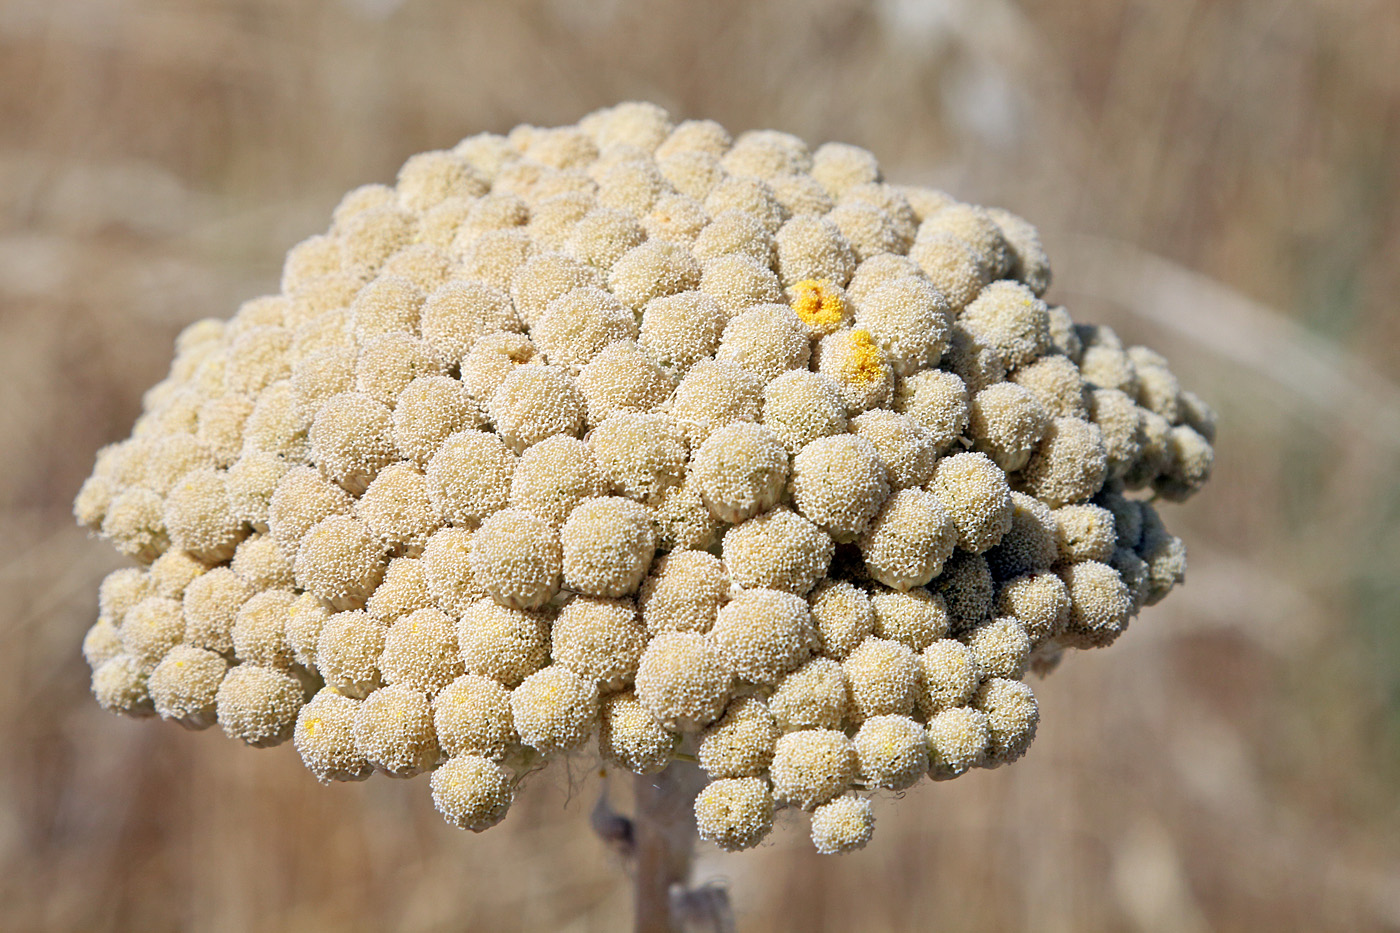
[632,763,702,933]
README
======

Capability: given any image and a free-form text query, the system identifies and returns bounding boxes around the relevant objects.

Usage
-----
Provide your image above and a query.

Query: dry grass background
[2,0,1399,930]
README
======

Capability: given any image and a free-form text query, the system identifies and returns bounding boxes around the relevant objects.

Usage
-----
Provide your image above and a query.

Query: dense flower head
[76,103,1212,854]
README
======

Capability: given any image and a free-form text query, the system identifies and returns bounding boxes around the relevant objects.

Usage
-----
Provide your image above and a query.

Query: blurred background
[3,0,1398,929]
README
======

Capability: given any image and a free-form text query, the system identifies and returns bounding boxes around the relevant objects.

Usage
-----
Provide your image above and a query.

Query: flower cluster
[76,102,1212,853]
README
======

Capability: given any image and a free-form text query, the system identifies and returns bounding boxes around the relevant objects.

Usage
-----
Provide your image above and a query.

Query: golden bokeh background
[3,0,1398,929]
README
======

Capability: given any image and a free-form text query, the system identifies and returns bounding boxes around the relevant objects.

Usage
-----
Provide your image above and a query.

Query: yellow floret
[842,637,920,722]
[771,729,857,810]
[433,673,517,761]
[456,597,551,686]
[295,689,373,783]
[808,580,876,660]
[315,609,387,698]
[430,754,515,832]
[768,657,850,731]
[424,429,515,527]
[560,496,655,598]
[599,691,676,774]
[859,490,958,591]
[379,607,464,695]
[149,644,228,729]
[926,706,990,778]
[637,550,731,636]
[216,663,305,748]
[353,683,440,777]
[787,278,849,337]
[698,696,780,779]
[694,777,775,852]
[550,596,646,686]
[510,665,599,755]
[814,329,894,414]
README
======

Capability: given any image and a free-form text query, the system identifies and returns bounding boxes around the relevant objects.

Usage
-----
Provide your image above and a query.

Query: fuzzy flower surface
[76,102,1213,854]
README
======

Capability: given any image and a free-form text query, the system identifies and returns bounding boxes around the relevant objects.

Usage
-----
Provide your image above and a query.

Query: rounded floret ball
[669,360,764,446]
[316,610,386,698]
[961,616,1031,679]
[693,423,789,524]
[996,570,1070,644]
[791,434,890,542]
[589,413,689,504]
[849,410,936,490]
[638,291,727,373]
[353,683,440,777]
[853,714,928,790]
[851,276,950,376]
[808,580,875,660]
[1058,560,1134,649]
[770,729,857,810]
[91,655,154,717]
[121,596,186,671]
[433,673,516,761]
[294,514,388,610]
[634,632,733,729]
[149,645,228,729]
[1010,355,1088,420]
[894,369,969,451]
[859,490,958,591]
[488,365,586,453]
[469,508,562,610]
[599,692,676,774]
[918,639,980,716]
[974,677,1039,765]
[985,492,1059,580]
[1053,504,1118,564]
[379,607,464,696]
[576,341,676,428]
[694,777,774,852]
[230,588,296,669]
[969,382,1050,473]
[814,329,894,414]
[216,664,305,748]
[182,568,252,654]
[722,508,834,596]
[560,497,655,597]
[551,596,646,686]
[959,281,1051,370]
[935,551,996,629]
[431,755,514,832]
[392,375,484,468]
[768,657,849,731]
[295,689,373,783]
[510,665,599,755]
[761,370,849,455]
[716,304,811,381]
[308,393,397,495]
[926,707,990,779]
[507,435,606,527]
[931,452,1014,554]
[711,589,815,686]
[1019,417,1108,508]
[456,598,550,687]
[163,468,247,563]
[637,550,730,636]
[869,587,950,651]
[842,637,919,721]
[699,696,780,779]
[810,796,875,855]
